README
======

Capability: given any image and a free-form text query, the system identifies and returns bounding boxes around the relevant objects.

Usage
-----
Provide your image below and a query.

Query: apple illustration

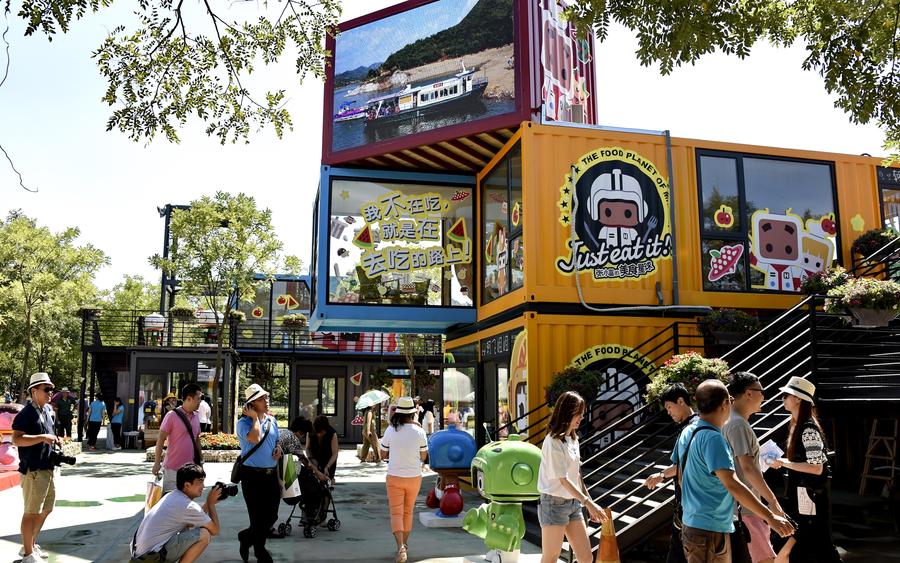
[820,214,837,235]
[714,205,735,228]
[276,295,287,305]
[251,307,264,318]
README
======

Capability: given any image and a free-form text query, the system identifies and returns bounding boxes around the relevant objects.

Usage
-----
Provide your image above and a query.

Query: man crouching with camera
[12,373,63,563]
[131,463,224,562]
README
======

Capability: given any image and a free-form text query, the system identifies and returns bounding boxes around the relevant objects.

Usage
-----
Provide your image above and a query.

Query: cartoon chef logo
[557,147,672,281]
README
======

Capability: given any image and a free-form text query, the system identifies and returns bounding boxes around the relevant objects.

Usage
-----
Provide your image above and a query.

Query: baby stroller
[277,459,341,538]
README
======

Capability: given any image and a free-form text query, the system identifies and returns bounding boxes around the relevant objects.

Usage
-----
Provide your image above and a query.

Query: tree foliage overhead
[565,0,900,159]
[14,0,341,143]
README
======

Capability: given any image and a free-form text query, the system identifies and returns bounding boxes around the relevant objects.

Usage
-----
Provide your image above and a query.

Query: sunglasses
[746,386,765,394]
[40,386,55,393]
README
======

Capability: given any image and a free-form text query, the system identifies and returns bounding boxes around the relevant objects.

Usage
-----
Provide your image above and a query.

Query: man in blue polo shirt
[674,380,794,563]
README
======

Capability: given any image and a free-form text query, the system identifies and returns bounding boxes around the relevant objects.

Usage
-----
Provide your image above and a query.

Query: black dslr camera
[47,446,76,467]
[214,481,239,499]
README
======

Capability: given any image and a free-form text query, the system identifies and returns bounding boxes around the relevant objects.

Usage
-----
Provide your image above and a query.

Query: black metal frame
[480,141,524,305]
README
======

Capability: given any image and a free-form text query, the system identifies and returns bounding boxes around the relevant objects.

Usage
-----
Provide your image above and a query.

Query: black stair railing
[851,234,900,279]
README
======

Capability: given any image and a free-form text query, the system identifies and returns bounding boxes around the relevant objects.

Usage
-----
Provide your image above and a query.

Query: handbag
[231,418,271,483]
[673,426,715,530]
[173,408,203,465]
[144,478,163,516]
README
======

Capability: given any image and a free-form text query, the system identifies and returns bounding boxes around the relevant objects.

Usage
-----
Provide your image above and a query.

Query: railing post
[809,296,819,387]
[673,321,680,355]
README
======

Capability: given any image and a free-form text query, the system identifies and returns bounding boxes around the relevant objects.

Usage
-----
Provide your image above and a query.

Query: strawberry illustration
[708,244,744,282]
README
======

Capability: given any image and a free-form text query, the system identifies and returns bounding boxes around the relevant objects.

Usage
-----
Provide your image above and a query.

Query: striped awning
[339,127,517,173]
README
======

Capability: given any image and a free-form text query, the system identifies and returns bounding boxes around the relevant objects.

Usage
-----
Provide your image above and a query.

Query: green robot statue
[463,435,542,563]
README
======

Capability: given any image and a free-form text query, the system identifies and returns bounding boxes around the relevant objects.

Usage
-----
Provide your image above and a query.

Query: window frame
[695,148,842,294]
[480,142,523,305]
[325,175,476,309]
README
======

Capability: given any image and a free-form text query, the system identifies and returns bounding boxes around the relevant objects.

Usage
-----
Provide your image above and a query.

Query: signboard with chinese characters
[555,147,673,282]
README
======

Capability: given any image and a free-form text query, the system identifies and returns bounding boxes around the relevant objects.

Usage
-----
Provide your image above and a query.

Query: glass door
[295,366,346,438]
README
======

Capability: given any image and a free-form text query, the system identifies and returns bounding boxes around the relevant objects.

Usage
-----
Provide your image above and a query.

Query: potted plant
[645,352,730,404]
[826,277,900,327]
[282,313,308,329]
[413,367,438,394]
[228,310,247,323]
[697,308,761,346]
[169,306,196,322]
[545,366,601,406]
[800,266,852,295]
[369,367,395,390]
[851,227,900,260]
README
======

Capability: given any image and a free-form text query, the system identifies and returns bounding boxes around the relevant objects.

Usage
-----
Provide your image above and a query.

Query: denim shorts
[538,493,583,527]
[161,527,203,562]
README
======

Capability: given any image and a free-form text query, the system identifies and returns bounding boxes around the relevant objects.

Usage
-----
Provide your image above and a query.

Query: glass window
[482,144,522,304]
[697,152,838,293]
[328,178,474,307]
[442,366,475,438]
[699,156,740,233]
[883,188,900,231]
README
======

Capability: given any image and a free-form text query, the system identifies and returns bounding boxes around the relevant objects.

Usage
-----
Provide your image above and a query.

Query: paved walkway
[0,447,546,563]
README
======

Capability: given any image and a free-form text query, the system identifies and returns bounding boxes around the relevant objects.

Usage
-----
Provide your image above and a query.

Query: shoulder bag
[231,417,271,483]
[173,408,203,465]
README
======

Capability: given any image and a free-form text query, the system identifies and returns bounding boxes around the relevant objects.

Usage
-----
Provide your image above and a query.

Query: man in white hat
[12,373,59,563]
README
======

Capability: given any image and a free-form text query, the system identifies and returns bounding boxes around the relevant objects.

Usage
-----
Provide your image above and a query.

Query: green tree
[101,274,160,311]
[150,192,288,431]
[565,0,900,160]
[0,211,107,398]
[14,0,342,143]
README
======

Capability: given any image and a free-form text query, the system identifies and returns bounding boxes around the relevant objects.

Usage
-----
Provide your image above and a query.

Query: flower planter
[145,448,241,463]
[710,331,750,347]
[849,307,900,328]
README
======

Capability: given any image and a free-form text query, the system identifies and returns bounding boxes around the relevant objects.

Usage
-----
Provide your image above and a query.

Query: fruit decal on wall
[713,205,735,229]
[447,217,467,243]
[350,372,363,386]
[450,190,470,202]
[511,201,521,228]
[276,294,299,310]
[819,213,837,235]
[251,307,265,318]
[708,244,744,282]
[353,224,374,249]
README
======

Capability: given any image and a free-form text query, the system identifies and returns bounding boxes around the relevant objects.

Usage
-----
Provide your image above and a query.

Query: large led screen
[331,0,516,153]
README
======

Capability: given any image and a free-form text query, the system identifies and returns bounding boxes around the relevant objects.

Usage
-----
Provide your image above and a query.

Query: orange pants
[386,474,422,533]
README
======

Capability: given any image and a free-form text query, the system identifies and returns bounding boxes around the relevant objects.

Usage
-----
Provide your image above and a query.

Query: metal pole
[159,205,171,315]
[77,351,88,442]
[664,130,679,305]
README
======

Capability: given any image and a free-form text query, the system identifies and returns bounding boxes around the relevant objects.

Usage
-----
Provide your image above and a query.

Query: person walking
[236,384,282,563]
[51,388,77,438]
[676,380,793,563]
[767,377,841,563]
[110,398,124,450]
[380,396,428,563]
[152,384,203,493]
[12,373,59,563]
[358,406,382,463]
[724,373,785,563]
[197,397,212,433]
[644,383,699,563]
[307,414,339,481]
[86,396,107,451]
[537,391,608,563]
[419,399,436,435]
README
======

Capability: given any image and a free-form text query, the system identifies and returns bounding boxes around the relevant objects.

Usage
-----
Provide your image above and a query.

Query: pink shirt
[159,408,200,470]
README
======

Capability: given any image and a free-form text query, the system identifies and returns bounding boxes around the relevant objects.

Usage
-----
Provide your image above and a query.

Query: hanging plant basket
[413,367,438,394]
[369,368,395,390]
[282,313,308,329]
[849,307,900,328]
[169,306,196,322]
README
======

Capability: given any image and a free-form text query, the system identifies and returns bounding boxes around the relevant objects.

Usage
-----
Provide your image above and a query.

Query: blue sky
[0,0,887,290]
[335,0,479,74]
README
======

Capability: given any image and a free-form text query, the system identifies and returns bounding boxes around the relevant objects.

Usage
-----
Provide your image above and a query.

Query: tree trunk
[19,307,33,402]
[212,317,224,433]
[401,334,417,396]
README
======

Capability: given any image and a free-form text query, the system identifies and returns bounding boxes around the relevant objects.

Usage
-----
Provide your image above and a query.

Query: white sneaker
[19,544,48,558]
[22,553,47,563]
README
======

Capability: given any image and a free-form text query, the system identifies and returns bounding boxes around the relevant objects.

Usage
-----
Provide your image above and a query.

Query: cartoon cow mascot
[588,168,648,248]
[749,210,804,292]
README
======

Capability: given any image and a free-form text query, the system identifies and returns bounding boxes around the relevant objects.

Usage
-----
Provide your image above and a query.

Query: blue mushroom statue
[425,422,477,516]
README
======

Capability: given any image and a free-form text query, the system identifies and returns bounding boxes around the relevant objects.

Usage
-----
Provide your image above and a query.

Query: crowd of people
[8,369,845,563]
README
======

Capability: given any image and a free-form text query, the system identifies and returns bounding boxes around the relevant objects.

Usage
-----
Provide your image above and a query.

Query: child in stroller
[277,453,341,538]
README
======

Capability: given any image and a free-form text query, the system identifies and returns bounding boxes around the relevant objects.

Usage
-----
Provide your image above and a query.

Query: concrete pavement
[0,446,548,563]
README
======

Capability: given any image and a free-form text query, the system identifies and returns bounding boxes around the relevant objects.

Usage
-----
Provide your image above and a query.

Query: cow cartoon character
[750,211,804,291]
[588,168,648,248]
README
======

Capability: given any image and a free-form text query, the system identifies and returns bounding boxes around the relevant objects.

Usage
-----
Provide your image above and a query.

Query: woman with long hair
[768,377,841,562]
[358,406,382,463]
[418,399,435,435]
[538,391,608,563]
[306,414,339,482]
[380,397,428,563]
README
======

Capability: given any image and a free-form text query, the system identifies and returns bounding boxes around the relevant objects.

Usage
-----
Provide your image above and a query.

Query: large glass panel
[297,379,319,420]
[443,366,476,438]
[496,366,510,439]
[510,146,522,234]
[701,239,748,291]
[883,188,900,231]
[328,179,474,307]
[699,156,740,233]
[482,162,509,304]
[743,158,835,223]
[321,378,336,415]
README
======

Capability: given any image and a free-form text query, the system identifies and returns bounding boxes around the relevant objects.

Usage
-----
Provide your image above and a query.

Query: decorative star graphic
[573,166,580,174]
[562,215,570,224]
[850,213,866,232]
[563,187,570,195]
[560,201,568,209]
[339,190,350,200]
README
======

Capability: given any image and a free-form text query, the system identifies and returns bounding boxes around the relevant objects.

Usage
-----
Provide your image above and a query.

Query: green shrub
[645,352,730,404]
[169,306,195,320]
[545,367,601,406]
[697,308,760,336]
[825,277,900,312]
[369,367,395,390]
[800,266,852,295]
[852,227,900,258]
[282,313,308,327]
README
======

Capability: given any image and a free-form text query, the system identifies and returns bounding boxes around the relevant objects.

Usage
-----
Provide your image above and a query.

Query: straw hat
[779,376,816,405]
[27,372,54,391]
[163,392,177,402]
[244,383,269,404]
[394,396,417,414]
